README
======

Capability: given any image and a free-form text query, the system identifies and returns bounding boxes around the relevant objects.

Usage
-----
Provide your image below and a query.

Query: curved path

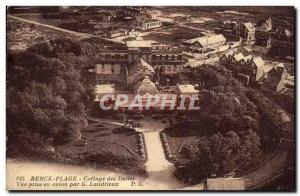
[240,121,294,190]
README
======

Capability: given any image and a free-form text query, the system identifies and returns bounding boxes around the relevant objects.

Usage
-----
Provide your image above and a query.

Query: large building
[256,17,272,32]
[92,36,200,113]
[95,80,200,112]
[95,38,185,85]
[136,20,162,30]
[182,34,228,60]
[261,63,289,92]
[220,51,264,85]
[215,21,256,45]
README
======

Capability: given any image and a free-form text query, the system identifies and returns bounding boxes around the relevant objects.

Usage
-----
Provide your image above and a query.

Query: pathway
[8,14,92,39]
[178,23,215,35]
[8,14,124,44]
[135,116,185,189]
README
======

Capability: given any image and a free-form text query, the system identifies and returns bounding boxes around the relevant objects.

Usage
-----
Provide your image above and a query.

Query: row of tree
[174,65,264,182]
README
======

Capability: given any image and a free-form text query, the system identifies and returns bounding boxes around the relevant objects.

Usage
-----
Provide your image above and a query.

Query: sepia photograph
[6,5,295,191]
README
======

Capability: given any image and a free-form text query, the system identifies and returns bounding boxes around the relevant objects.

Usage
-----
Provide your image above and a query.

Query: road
[178,23,215,36]
[8,14,93,39]
[8,14,125,44]
[135,116,185,190]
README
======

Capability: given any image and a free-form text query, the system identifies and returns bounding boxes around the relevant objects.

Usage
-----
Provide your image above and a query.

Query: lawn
[55,118,142,158]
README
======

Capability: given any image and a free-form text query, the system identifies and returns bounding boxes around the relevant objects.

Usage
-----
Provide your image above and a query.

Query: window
[172,55,175,60]
[178,55,182,60]
[111,64,115,73]
[105,54,111,60]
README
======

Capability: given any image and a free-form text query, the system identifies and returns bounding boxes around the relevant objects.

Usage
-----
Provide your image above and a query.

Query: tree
[7,38,95,158]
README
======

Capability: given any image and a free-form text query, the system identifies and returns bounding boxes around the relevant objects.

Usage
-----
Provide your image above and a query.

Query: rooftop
[134,76,158,96]
[94,84,115,101]
[126,40,153,48]
[234,53,244,62]
[244,22,256,32]
[253,57,265,68]
[183,34,226,47]
[177,84,199,94]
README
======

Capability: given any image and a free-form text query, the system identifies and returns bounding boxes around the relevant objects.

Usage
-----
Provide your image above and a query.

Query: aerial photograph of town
[6,6,295,191]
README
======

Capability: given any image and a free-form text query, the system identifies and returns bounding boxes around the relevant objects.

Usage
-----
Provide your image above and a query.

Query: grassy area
[54,118,147,175]
[55,118,142,157]
[143,26,203,46]
[7,17,73,51]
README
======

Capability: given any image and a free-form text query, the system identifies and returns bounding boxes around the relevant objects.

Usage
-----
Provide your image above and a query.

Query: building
[127,58,155,85]
[255,25,294,59]
[106,30,124,38]
[136,20,162,30]
[256,17,272,32]
[95,78,200,113]
[261,63,289,92]
[144,11,157,20]
[242,22,256,44]
[92,37,201,113]
[220,52,265,85]
[215,21,256,45]
[119,7,144,17]
[94,37,184,85]
[182,34,228,60]
[103,15,112,22]
[269,39,295,59]
[94,84,115,102]
[255,31,273,48]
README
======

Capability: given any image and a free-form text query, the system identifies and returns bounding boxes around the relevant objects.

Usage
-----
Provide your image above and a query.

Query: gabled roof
[275,63,285,69]
[253,57,264,68]
[128,58,154,75]
[136,58,154,72]
[244,22,255,32]
[183,34,226,47]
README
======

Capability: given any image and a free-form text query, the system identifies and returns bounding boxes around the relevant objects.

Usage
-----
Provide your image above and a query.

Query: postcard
[6,6,295,191]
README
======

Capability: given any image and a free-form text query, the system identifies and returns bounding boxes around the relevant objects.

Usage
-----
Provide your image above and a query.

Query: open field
[142,26,204,46]
[7,17,75,51]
